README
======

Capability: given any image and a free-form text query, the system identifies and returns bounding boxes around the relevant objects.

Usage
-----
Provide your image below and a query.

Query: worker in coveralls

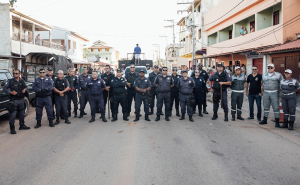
[279,69,300,130]
[259,63,283,127]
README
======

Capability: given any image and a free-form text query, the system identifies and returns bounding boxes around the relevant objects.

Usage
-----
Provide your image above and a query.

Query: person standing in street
[78,67,91,118]
[3,69,30,134]
[154,66,174,121]
[192,70,206,117]
[134,44,141,65]
[259,63,283,127]
[32,68,54,128]
[125,64,139,117]
[279,69,300,130]
[148,65,162,115]
[86,71,108,123]
[111,69,129,122]
[53,70,71,125]
[46,67,58,117]
[230,66,247,121]
[65,68,78,118]
[208,64,232,122]
[133,69,151,122]
[101,65,115,117]
[170,67,180,117]
[246,66,262,121]
[177,70,195,122]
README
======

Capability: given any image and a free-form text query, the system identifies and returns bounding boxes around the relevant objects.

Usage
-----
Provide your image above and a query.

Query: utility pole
[159,36,168,65]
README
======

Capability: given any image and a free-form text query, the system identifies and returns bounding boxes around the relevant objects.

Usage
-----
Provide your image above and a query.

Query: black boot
[150,108,154,115]
[212,111,218,120]
[127,112,130,117]
[134,114,139,122]
[89,116,95,123]
[68,111,71,117]
[179,114,185,120]
[176,108,180,117]
[237,115,244,120]
[203,107,208,114]
[78,111,84,118]
[10,124,16,134]
[74,110,77,118]
[288,121,294,130]
[49,120,54,127]
[259,117,268,125]
[123,114,129,121]
[155,115,160,121]
[111,114,117,122]
[65,117,71,124]
[198,111,203,117]
[192,110,195,114]
[275,118,280,127]
[83,112,87,115]
[280,119,288,128]
[165,115,170,121]
[19,121,30,130]
[102,115,107,122]
[145,114,151,121]
[34,120,42,129]
[189,115,194,122]
[54,117,60,125]
[224,112,228,122]
[232,115,235,121]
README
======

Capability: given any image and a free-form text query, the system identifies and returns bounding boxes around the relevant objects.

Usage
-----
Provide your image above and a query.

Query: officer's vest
[212,71,227,91]
[171,75,180,90]
[112,78,126,94]
[157,75,172,93]
[193,76,204,89]
[9,78,26,100]
[127,72,138,89]
[231,74,245,91]
[281,78,298,93]
[54,78,67,94]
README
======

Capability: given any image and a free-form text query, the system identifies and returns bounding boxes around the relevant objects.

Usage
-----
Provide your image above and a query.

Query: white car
[123,66,149,78]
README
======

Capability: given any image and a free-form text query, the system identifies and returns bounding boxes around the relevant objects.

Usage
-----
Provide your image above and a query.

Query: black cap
[182,69,187,73]
[140,69,145,73]
[216,63,223,67]
[47,67,53,71]
[154,65,159,68]
[117,69,122,72]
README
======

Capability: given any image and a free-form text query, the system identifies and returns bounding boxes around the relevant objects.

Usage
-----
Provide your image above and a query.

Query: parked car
[0,70,35,117]
[123,66,148,78]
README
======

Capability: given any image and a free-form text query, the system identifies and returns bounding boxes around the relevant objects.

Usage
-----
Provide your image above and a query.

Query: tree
[83,48,90,58]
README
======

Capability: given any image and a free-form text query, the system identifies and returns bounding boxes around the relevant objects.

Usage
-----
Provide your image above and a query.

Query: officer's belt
[265,90,278,93]
[158,91,170,94]
[193,89,202,91]
[37,95,50,98]
[90,93,103,97]
[114,92,125,96]
[137,92,148,96]
[283,92,295,95]
[232,90,244,93]
[180,92,192,96]
[80,88,88,91]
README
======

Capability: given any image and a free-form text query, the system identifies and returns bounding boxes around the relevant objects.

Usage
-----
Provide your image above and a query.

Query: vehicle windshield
[0,73,7,81]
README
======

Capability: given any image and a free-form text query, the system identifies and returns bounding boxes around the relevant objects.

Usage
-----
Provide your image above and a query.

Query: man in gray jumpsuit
[279,69,300,130]
[259,63,283,127]
[231,66,247,121]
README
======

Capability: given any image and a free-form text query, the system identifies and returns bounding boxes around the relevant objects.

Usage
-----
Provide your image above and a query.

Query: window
[273,10,279,26]
[98,49,101,52]
[197,5,201,12]
[105,48,109,52]
[91,49,94,52]
[106,57,108,60]
[61,40,64,46]
[198,29,201,39]
[229,30,232,39]
[68,40,70,50]
[73,41,76,49]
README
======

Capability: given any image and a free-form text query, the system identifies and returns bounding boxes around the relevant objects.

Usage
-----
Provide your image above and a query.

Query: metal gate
[272,55,300,81]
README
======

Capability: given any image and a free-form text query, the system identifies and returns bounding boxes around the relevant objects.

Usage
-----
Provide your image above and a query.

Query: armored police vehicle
[118,53,153,70]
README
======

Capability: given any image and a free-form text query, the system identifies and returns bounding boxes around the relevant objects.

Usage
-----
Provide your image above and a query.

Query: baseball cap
[285,69,292,74]
[182,69,187,73]
[117,69,122,72]
[140,69,145,73]
[217,63,223,67]
[154,65,159,68]
[267,63,274,68]
[47,67,53,71]
[235,66,241,70]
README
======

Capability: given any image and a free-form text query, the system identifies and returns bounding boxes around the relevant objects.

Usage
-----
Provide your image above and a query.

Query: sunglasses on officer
[130,67,135,68]
[13,73,20,75]
[268,67,273,69]
[39,72,45,74]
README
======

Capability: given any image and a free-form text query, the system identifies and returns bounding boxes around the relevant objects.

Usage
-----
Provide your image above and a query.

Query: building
[204,0,300,75]
[165,43,189,69]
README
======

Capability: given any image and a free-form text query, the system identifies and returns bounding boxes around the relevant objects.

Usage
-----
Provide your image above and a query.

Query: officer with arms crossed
[125,64,139,117]
[3,69,30,134]
[148,65,162,115]
[87,71,108,123]
[259,63,283,127]
[192,70,206,117]
[177,70,195,122]
[65,68,78,118]
[208,63,232,122]
[279,69,300,130]
[133,69,151,122]
[231,66,247,121]
[170,67,181,117]
[101,65,115,116]
[32,68,55,128]
[53,70,71,125]
[154,66,174,121]
[78,67,91,118]
[111,69,129,121]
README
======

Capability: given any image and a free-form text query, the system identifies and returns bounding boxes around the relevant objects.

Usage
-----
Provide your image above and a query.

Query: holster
[189,94,195,107]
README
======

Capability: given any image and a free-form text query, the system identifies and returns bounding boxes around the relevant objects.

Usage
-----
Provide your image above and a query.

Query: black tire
[24,97,29,117]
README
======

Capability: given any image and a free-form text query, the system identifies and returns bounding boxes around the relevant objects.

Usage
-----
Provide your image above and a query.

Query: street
[0,101,300,185]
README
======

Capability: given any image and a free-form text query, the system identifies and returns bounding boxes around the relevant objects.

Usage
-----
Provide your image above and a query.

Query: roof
[10,10,52,29]
[177,17,187,25]
[259,39,300,54]
[187,0,201,12]
[88,46,113,49]
[70,31,89,42]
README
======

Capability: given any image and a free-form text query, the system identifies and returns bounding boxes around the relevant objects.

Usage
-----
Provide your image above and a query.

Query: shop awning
[259,39,300,54]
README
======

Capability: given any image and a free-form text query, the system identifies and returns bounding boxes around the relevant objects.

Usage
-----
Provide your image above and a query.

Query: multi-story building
[165,43,189,69]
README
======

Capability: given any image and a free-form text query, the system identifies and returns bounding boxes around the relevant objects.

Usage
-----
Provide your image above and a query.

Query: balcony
[235,15,255,38]
[208,32,218,46]
[257,2,282,31]
[179,29,188,42]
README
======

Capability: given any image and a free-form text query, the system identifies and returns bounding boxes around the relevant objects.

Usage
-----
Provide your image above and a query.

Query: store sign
[245,51,263,58]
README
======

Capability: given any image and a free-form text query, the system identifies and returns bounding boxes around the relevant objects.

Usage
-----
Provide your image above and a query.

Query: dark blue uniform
[111,77,127,115]
[32,77,54,121]
[170,74,180,114]
[78,74,91,116]
[101,72,115,113]
[86,77,106,117]
[148,71,162,111]
[46,74,58,116]
[192,70,209,110]
[133,77,151,115]
[192,76,206,115]
[54,78,70,118]
[125,72,139,114]
[65,75,78,116]
[154,75,173,116]
[177,77,195,116]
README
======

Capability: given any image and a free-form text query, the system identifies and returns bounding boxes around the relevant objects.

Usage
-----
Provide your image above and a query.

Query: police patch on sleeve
[189,81,191,83]
[98,81,100,83]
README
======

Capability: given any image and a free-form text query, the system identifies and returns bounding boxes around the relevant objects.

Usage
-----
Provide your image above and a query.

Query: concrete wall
[0,4,12,55]
[219,25,233,42]
[282,0,300,42]
[208,32,218,46]
[257,2,282,31]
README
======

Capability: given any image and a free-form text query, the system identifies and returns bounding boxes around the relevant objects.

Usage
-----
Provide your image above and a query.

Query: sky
[12,0,191,59]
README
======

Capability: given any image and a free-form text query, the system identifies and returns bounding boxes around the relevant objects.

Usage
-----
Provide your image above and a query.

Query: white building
[165,43,189,69]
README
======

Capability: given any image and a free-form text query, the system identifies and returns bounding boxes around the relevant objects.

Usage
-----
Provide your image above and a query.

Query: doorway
[253,58,263,75]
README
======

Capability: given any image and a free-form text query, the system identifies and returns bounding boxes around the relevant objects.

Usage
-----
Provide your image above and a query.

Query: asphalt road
[0,102,300,185]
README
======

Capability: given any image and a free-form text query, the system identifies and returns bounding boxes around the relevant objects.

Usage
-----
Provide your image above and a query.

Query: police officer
[53,70,71,125]
[78,67,91,118]
[3,69,30,134]
[86,71,108,123]
[148,65,162,115]
[230,66,247,121]
[101,65,115,115]
[133,69,151,122]
[46,67,58,117]
[279,69,300,130]
[192,70,206,117]
[170,67,180,117]
[154,66,174,121]
[259,63,283,127]
[208,64,232,122]
[32,68,54,128]
[196,63,209,114]
[111,69,129,121]
[65,68,78,118]
[125,64,139,117]
[177,70,195,122]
